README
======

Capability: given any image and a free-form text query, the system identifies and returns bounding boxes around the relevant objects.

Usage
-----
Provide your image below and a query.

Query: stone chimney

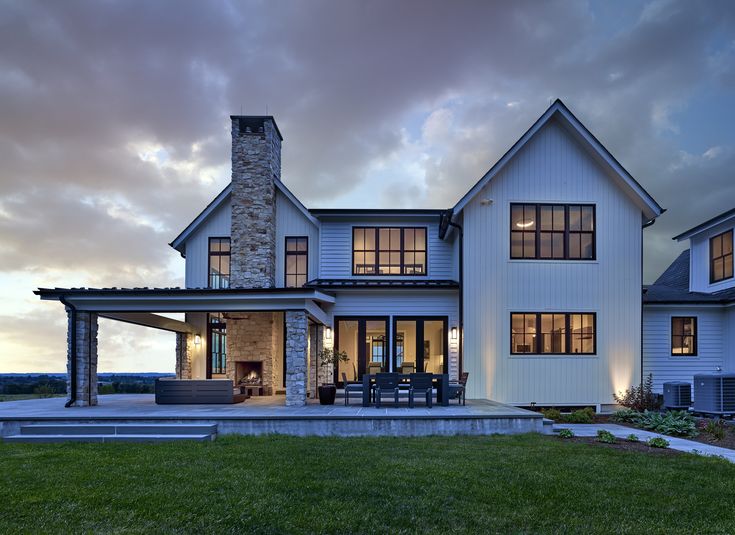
[229,116,282,288]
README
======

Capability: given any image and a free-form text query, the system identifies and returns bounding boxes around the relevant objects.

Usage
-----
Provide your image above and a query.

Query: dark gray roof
[643,249,735,304]
[672,207,735,241]
[305,279,459,289]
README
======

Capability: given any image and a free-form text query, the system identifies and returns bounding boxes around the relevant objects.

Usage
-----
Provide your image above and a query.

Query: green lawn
[0,394,65,402]
[1,434,733,534]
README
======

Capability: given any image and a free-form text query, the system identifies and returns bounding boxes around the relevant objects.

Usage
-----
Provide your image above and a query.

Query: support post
[66,309,98,407]
[175,332,193,379]
[285,310,308,407]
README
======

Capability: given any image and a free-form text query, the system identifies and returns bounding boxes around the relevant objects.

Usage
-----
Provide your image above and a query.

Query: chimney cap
[230,115,283,141]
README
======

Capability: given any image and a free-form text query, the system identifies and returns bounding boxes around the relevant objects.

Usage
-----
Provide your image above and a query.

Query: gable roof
[672,207,735,242]
[169,180,318,256]
[451,99,664,221]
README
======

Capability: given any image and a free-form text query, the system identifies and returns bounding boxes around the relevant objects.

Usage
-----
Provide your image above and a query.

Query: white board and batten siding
[462,118,643,406]
[275,191,319,288]
[643,306,726,392]
[327,289,460,379]
[688,218,735,294]
[319,218,455,280]
[184,201,231,289]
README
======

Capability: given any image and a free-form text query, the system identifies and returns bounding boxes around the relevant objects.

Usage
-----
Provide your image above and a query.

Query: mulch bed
[564,436,681,456]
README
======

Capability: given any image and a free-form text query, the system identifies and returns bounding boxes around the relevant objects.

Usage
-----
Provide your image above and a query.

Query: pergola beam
[98,312,198,334]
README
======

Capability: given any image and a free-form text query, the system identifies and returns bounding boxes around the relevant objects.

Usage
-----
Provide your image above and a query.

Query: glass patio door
[335,317,388,385]
[393,317,448,374]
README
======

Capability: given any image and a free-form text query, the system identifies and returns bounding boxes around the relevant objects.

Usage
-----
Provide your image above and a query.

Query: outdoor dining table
[361,373,450,407]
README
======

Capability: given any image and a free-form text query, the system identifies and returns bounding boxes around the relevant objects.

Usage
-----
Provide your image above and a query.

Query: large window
[285,237,308,288]
[671,317,697,356]
[511,204,595,260]
[511,312,596,355]
[352,227,427,275]
[710,229,733,284]
[208,238,230,288]
[207,313,227,376]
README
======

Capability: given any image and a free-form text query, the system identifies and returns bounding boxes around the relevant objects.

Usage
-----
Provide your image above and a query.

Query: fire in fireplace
[236,361,263,385]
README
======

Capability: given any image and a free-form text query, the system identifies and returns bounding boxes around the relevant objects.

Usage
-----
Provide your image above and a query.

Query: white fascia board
[275,180,320,227]
[169,185,232,255]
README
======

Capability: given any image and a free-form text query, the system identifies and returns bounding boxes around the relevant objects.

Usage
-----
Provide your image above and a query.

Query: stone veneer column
[229,116,281,289]
[66,308,98,407]
[285,310,308,407]
[308,324,324,397]
[175,333,193,380]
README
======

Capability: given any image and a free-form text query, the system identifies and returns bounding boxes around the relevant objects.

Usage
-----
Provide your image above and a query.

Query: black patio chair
[373,373,400,408]
[448,372,469,406]
[342,372,363,406]
[408,373,434,408]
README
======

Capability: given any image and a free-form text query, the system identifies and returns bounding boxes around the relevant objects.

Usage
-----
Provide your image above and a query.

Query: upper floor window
[285,237,308,288]
[671,317,697,356]
[510,204,595,260]
[511,312,596,355]
[352,227,427,275]
[710,229,733,284]
[208,238,230,288]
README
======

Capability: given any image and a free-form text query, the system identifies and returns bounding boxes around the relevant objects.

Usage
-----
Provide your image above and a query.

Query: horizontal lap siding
[643,306,725,392]
[319,219,456,280]
[463,118,642,405]
[185,202,232,289]
[275,191,319,287]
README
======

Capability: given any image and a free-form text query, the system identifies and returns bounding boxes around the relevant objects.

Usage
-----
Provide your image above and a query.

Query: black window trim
[709,229,734,284]
[510,203,597,261]
[207,237,231,289]
[510,311,597,356]
[671,316,698,357]
[206,312,227,377]
[284,236,309,288]
[351,226,428,276]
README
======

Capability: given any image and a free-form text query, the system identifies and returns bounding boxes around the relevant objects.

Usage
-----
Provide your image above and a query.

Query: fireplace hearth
[236,361,263,386]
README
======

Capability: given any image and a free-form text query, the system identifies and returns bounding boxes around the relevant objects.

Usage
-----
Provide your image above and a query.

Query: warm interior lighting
[325,327,332,340]
[451,326,458,340]
[194,334,201,346]
[516,220,534,228]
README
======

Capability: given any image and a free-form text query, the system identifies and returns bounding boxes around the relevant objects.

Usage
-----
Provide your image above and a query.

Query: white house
[643,208,735,392]
[37,100,666,410]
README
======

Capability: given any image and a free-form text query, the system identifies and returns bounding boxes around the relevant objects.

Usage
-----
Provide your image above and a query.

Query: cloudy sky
[1,0,734,373]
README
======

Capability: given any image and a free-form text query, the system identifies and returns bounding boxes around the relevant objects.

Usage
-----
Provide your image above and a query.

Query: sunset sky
[1,0,734,373]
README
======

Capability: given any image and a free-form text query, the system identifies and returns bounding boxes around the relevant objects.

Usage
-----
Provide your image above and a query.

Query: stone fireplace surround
[225,312,278,396]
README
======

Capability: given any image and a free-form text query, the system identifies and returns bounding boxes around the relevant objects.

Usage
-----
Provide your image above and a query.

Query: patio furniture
[362,373,451,407]
[408,373,434,408]
[368,363,383,375]
[155,379,247,404]
[373,373,400,408]
[400,362,415,374]
[342,372,364,406]
[448,372,469,406]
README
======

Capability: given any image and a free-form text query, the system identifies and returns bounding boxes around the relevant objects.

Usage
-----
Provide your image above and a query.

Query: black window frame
[510,312,597,355]
[671,316,697,357]
[709,229,734,284]
[510,203,596,261]
[206,312,227,377]
[351,226,428,276]
[284,236,308,288]
[207,237,231,289]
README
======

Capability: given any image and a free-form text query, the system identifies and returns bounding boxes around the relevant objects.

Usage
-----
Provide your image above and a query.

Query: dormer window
[352,227,427,275]
[710,229,733,284]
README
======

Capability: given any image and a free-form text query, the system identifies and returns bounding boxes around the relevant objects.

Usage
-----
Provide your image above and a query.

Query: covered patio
[34,287,336,408]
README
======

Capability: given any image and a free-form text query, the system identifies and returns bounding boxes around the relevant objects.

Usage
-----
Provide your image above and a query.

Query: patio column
[175,333,193,379]
[308,324,324,398]
[66,308,98,407]
[285,310,308,407]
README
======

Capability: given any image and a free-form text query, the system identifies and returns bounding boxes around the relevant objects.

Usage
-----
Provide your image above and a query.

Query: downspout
[59,296,76,408]
[447,217,464,376]
[641,216,657,387]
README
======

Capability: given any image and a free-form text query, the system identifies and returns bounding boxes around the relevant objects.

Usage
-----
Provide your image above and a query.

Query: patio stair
[3,423,217,443]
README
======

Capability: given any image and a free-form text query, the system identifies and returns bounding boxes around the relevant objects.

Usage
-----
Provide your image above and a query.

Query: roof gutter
[443,210,464,377]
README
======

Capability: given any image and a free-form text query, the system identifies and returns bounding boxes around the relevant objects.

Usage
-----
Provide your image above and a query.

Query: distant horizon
[0,372,174,377]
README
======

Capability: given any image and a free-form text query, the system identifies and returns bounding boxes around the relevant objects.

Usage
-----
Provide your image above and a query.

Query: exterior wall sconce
[325,327,332,340]
[194,334,202,346]
[451,327,458,340]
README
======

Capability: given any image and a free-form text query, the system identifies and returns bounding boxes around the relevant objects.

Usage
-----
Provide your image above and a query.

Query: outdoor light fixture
[194,335,201,346]
[451,326,458,340]
[325,327,332,340]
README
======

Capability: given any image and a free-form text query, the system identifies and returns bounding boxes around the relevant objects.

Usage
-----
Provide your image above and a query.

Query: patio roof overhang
[35,287,335,326]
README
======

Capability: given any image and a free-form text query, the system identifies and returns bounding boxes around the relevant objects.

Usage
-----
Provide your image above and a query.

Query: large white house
[37,100,668,410]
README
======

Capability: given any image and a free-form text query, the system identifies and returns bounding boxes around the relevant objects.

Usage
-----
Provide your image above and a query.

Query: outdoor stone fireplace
[225,312,277,396]
[236,361,263,386]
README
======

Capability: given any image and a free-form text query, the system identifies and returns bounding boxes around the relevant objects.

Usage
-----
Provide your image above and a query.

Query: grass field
[1,433,734,534]
[0,394,65,402]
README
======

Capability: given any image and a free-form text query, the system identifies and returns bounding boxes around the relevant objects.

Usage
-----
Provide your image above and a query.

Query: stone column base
[285,310,307,407]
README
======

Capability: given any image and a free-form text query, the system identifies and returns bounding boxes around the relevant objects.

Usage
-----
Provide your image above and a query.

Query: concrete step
[4,433,214,443]
[19,424,217,436]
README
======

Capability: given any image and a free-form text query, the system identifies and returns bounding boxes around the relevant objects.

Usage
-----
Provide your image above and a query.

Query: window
[352,227,427,275]
[510,204,595,260]
[208,238,230,288]
[511,312,596,355]
[207,313,227,375]
[710,229,733,284]
[285,237,308,288]
[671,317,697,356]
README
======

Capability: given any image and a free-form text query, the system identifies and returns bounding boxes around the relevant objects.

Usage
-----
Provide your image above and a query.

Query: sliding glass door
[335,317,388,384]
[393,317,448,374]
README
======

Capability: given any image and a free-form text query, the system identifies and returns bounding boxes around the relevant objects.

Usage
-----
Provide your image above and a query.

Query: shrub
[33,383,55,398]
[626,434,639,442]
[614,374,660,412]
[637,410,698,438]
[611,409,641,423]
[647,437,669,448]
[557,428,575,439]
[596,430,616,444]
[565,407,595,424]
[700,419,726,441]
[541,408,562,421]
